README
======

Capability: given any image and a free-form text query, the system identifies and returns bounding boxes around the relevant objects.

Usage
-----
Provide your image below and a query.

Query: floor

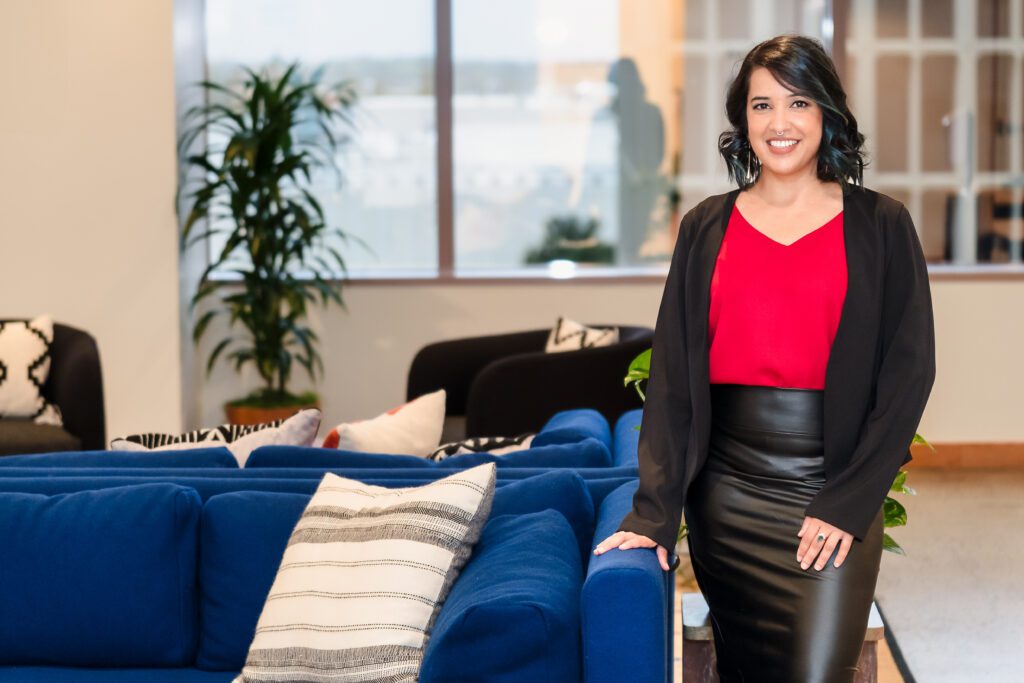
[671,468,1024,681]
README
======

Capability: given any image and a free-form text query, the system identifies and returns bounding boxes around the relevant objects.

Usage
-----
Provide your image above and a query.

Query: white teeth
[769,140,797,148]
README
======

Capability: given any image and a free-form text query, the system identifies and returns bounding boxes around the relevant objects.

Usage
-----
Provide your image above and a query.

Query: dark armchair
[407,324,654,440]
[0,322,106,456]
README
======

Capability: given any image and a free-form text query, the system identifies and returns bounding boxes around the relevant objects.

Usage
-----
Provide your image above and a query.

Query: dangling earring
[745,144,759,184]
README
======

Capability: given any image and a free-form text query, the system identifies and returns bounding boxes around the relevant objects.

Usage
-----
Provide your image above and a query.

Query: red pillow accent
[321,428,340,449]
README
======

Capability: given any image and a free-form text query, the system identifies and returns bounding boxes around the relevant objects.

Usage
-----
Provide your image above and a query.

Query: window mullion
[435,0,454,277]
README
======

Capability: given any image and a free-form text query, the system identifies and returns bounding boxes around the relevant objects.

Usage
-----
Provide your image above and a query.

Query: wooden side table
[681,592,884,682]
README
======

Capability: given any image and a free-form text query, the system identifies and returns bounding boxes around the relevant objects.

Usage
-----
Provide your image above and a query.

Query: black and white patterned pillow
[114,418,287,449]
[110,409,322,467]
[544,317,619,353]
[0,315,62,425]
[429,433,535,462]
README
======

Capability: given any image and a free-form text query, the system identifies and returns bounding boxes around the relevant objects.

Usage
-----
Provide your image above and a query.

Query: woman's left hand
[796,516,854,570]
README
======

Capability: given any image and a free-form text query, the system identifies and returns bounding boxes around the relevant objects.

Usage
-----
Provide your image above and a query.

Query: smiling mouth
[768,139,798,148]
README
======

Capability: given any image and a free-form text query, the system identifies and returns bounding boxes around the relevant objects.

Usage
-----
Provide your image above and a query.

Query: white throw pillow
[545,317,619,353]
[0,315,62,425]
[429,433,535,462]
[322,389,446,458]
[234,462,497,683]
[110,409,321,467]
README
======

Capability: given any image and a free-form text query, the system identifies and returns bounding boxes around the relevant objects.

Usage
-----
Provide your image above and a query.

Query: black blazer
[617,184,937,550]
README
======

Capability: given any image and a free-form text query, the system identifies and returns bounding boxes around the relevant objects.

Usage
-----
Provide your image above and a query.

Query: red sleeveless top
[707,204,847,390]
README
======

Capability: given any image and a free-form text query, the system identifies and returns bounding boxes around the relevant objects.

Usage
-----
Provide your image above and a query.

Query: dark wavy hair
[718,35,868,191]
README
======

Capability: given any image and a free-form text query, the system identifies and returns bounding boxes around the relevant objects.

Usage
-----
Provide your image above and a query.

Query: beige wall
[193,278,1014,447]
[0,2,1016,450]
[0,1,183,439]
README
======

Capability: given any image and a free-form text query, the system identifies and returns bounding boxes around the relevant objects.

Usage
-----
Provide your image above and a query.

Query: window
[199,1,1012,278]
[846,0,1024,266]
[205,0,439,276]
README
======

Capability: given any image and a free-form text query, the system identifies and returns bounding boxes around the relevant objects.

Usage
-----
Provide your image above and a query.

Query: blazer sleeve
[616,209,695,551]
[804,204,937,541]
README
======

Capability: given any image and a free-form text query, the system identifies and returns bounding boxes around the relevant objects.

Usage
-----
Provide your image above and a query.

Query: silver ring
[816,533,827,542]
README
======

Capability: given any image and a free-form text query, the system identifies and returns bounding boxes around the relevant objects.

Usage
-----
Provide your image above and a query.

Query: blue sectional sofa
[0,407,665,681]
[0,467,669,682]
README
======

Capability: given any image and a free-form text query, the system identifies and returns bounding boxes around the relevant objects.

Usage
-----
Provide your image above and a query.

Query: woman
[593,35,936,682]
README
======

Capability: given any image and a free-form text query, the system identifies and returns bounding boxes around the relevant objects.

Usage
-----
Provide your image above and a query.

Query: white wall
[192,278,1018,445]
[0,1,183,440]
[193,283,663,429]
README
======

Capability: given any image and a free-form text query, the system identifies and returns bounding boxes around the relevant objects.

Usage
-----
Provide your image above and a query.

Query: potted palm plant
[624,348,934,554]
[177,62,359,424]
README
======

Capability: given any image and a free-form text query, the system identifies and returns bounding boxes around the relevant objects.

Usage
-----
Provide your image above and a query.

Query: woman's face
[745,66,823,182]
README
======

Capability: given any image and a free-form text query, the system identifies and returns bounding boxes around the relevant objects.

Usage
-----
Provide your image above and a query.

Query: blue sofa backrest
[246,436,612,469]
[534,408,611,451]
[0,447,238,469]
[0,474,634,515]
[0,465,638,481]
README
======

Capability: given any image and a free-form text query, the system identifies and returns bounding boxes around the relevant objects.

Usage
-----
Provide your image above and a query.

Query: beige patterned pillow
[544,316,619,353]
[234,462,497,682]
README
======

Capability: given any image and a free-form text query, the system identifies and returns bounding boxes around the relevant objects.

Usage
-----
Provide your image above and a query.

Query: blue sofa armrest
[582,480,672,683]
[612,409,642,468]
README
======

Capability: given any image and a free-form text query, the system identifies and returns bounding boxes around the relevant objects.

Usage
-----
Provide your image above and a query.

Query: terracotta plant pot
[224,401,320,426]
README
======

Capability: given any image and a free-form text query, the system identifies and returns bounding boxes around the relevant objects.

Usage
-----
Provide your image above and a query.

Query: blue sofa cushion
[0,483,202,667]
[533,408,611,451]
[196,469,594,671]
[490,470,595,566]
[247,437,611,469]
[420,510,583,682]
[196,492,307,671]
[0,447,238,469]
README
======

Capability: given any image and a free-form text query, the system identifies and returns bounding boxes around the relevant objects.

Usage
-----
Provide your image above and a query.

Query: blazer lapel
[687,187,739,375]
[683,188,739,473]
[823,184,878,447]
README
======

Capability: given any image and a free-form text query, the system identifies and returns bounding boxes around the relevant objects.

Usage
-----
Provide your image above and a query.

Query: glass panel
[876,0,908,38]
[978,0,1010,38]
[844,53,857,111]
[452,0,683,269]
[681,56,707,175]
[922,188,956,262]
[717,0,750,40]
[977,54,1012,173]
[204,0,438,275]
[875,55,909,172]
[921,55,956,172]
[975,185,1019,262]
[685,0,707,40]
[921,0,953,37]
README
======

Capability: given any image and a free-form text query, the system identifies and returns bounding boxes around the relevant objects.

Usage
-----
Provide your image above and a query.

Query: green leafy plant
[623,348,935,552]
[177,62,359,409]
[525,215,615,264]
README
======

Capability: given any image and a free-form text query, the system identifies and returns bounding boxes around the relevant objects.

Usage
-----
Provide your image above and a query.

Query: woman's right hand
[592,531,672,571]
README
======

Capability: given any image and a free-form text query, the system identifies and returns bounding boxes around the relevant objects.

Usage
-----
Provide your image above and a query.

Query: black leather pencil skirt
[684,383,884,683]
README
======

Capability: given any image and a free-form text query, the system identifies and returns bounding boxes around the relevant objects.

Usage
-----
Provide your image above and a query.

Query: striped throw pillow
[234,462,497,682]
